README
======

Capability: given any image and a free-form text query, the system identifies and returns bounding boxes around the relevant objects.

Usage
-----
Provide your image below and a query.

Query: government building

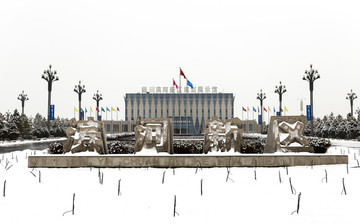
[124,86,234,135]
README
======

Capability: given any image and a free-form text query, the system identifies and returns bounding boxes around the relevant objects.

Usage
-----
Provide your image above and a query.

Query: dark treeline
[0,109,69,141]
[305,112,360,139]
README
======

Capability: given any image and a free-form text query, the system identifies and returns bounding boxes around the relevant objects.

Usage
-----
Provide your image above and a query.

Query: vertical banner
[98,115,102,121]
[50,105,55,120]
[258,114,262,124]
[276,112,280,116]
[80,111,84,120]
[306,105,312,121]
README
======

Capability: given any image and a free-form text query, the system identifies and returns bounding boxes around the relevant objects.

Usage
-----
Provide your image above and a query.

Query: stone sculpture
[134,118,173,154]
[63,117,108,154]
[265,116,313,153]
[203,117,243,154]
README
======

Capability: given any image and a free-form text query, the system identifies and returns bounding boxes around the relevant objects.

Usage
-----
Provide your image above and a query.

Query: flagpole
[242,109,243,120]
[179,67,181,94]
[111,110,113,121]
[252,110,254,120]
[117,110,118,121]
[74,108,75,120]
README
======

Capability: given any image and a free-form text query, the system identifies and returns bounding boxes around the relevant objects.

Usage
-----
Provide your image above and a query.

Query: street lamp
[93,90,103,120]
[302,64,320,136]
[74,81,86,120]
[17,90,29,115]
[274,81,286,116]
[41,64,59,131]
[257,89,266,132]
[346,89,357,116]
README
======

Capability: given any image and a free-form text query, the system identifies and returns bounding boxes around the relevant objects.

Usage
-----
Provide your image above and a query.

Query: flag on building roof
[90,107,93,112]
[253,107,256,112]
[180,68,187,79]
[173,79,178,89]
[264,107,267,112]
[187,79,193,89]
[285,107,288,112]
[247,106,250,111]
[80,108,84,112]
[281,108,283,112]
[74,107,78,112]
[268,106,271,112]
[101,107,105,112]
[117,107,120,111]
[112,107,116,111]
[273,106,276,113]
[85,107,88,113]
[242,107,247,112]
[106,107,110,112]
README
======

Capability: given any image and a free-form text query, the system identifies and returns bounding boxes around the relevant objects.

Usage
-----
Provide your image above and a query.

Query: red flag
[242,107,247,112]
[173,79,178,89]
[180,68,187,79]
[96,107,99,112]
[117,107,120,111]
[263,107,267,112]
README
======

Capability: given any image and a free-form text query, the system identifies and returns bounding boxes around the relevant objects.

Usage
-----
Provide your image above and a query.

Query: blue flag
[85,107,88,113]
[187,79,193,89]
[106,107,110,112]
[253,107,256,112]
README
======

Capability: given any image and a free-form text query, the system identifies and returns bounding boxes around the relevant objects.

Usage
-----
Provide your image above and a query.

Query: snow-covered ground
[0,140,359,224]
[0,137,66,147]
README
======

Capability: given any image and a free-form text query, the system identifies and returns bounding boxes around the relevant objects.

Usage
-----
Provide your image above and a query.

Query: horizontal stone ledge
[28,154,348,168]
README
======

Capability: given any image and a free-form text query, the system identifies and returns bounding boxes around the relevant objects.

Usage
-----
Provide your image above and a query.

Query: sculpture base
[28,154,347,168]
[281,146,314,153]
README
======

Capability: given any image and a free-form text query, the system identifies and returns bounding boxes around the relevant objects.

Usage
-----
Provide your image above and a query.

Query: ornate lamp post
[302,64,320,136]
[74,81,86,120]
[17,90,29,115]
[41,65,59,131]
[346,89,357,116]
[257,89,266,132]
[275,81,287,116]
[93,90,103,120]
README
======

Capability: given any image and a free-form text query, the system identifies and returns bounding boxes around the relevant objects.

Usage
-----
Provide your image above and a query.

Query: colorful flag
[264,107,267,112]
[112,107,116,111]
[285,107,288,112]
[247,106,250,111]
[187,79,193,89]
[268,106,271,111]
[96,107,99,112]
[80,108,84,112]
[273,107,275,113]
[101,107,105,112]
[117,107,120,111]
[180,68,187,79]
[242,107,247,112]
[74,107,78,112]
[90,107,93,112]
[106,107,110,112]
[85,107,88,113]
[173,79,178,89]
[281,108,284,112]
[253,107,256,112]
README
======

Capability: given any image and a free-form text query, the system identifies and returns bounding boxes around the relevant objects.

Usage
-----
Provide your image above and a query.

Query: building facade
[124,87,234,135]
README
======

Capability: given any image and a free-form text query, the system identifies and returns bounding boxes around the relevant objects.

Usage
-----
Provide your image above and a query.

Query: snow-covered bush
[48,142,64,154]
[307,137,331,153]
[174,140,203,154]
[108,141,134,154]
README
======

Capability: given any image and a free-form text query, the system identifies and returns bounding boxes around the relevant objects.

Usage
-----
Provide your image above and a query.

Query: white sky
[1,0,360,122]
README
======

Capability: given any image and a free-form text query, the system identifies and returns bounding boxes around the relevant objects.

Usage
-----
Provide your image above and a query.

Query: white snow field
[0,140,359,224]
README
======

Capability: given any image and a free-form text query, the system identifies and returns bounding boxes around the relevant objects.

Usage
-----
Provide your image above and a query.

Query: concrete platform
[28,154,348,168]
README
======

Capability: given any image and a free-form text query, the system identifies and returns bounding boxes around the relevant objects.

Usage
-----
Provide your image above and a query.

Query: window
[113,124,119,132]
